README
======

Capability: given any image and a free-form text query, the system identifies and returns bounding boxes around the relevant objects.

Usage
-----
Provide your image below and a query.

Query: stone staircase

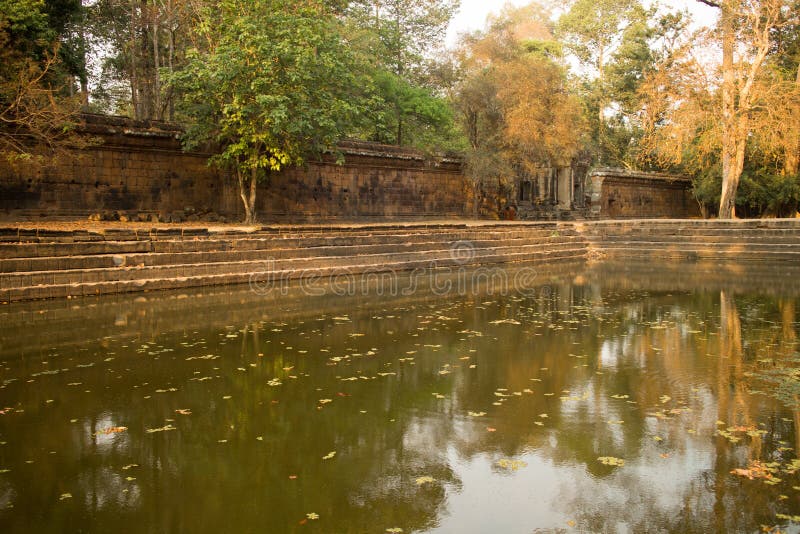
[580,219,800,262]
[0,223,589,302]
[4,219,800,302]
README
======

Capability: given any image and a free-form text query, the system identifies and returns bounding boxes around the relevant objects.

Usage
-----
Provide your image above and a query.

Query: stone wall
[588,168,700,219]
[0,114,472,222]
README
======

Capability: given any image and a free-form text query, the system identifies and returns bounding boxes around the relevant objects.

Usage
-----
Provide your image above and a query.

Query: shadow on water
[0,260,800,532]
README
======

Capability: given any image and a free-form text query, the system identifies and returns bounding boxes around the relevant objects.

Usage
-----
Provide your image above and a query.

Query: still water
[1,261,800,533]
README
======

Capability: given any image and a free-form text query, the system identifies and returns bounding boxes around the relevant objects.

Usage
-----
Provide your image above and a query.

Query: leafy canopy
[171,0,359,176]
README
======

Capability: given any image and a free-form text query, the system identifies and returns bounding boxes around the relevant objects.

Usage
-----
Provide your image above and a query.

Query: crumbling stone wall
[0,114,472,222]
[588,168,700,219]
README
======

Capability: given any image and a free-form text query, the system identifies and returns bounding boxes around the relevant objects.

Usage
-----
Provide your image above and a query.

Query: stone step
[0,247,588,302]
[597,246,800,261]
[0,241,152,260]
[150,228,578,253]
[581,220,800,229]
[0,235,587,273]
[0,222,566,243]
[586,228,795,235]
[596,238,800,247]
[0,242,585,289]
[0,241,585,289]
[0,227,578,259]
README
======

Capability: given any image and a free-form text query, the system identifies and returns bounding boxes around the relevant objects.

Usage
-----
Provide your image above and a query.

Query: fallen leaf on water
[731,460,777,481]
[415,476,435,485]
[318,399,332,405]
[598,456,625,467]
[486,427,497,432]
[496,459,528,471]
[660,395,671,404]
[94,426,127,436]
[468,411,486,417]
[59,493,72,501]
[175,409,191,415]
[322,451,336,460]
[386,529,404,533]
[122,464,138,470]
[306,513,319,520]
[289,475,297,479]
[145,424,176,434]
[567,520,576,527]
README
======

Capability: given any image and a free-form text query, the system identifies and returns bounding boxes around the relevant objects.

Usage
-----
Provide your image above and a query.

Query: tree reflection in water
[0,262,799,532]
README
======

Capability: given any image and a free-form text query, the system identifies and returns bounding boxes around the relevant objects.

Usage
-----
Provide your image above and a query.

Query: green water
[1,262,800,533]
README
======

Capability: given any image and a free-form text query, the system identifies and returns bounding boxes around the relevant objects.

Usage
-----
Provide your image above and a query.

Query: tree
[640,0,796,218]
[87,0,192,120]
[454,2,586,212]
[345,0,459,147]
[557,0,662,168]
[0,0,83,163]
[695,0,794,218]
[171,0,359,224]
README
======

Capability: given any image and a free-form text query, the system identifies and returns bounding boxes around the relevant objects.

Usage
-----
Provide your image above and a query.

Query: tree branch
[695,0,721,7]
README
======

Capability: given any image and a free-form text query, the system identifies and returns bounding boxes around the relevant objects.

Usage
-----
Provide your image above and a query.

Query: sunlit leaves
[94,426,127,435]
[496,459,528,471]
[598,457,625,467]
[171,0,360,221]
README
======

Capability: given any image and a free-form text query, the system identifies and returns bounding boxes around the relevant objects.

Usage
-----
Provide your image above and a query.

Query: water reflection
[0,262,800,532]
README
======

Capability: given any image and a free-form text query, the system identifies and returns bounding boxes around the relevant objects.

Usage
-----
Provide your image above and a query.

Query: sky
[445,0,720,46]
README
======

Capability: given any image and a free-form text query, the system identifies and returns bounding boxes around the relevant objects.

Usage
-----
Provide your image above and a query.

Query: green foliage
[737,171,800,218]
[174,0,358,170]
[557,0,639,68]
[361,69,463,150]
[0,0,83,161]
[0,0,85,88]
[691,163,800,218]
[170,0,360,221]
[557,0,682,169]
[344,0,461,148]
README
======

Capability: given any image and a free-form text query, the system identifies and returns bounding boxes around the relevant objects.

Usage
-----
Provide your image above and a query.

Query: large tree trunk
[718,0,737,219]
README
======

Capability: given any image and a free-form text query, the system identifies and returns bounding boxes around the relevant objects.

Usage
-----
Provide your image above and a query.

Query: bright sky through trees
[445,0,718,45]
